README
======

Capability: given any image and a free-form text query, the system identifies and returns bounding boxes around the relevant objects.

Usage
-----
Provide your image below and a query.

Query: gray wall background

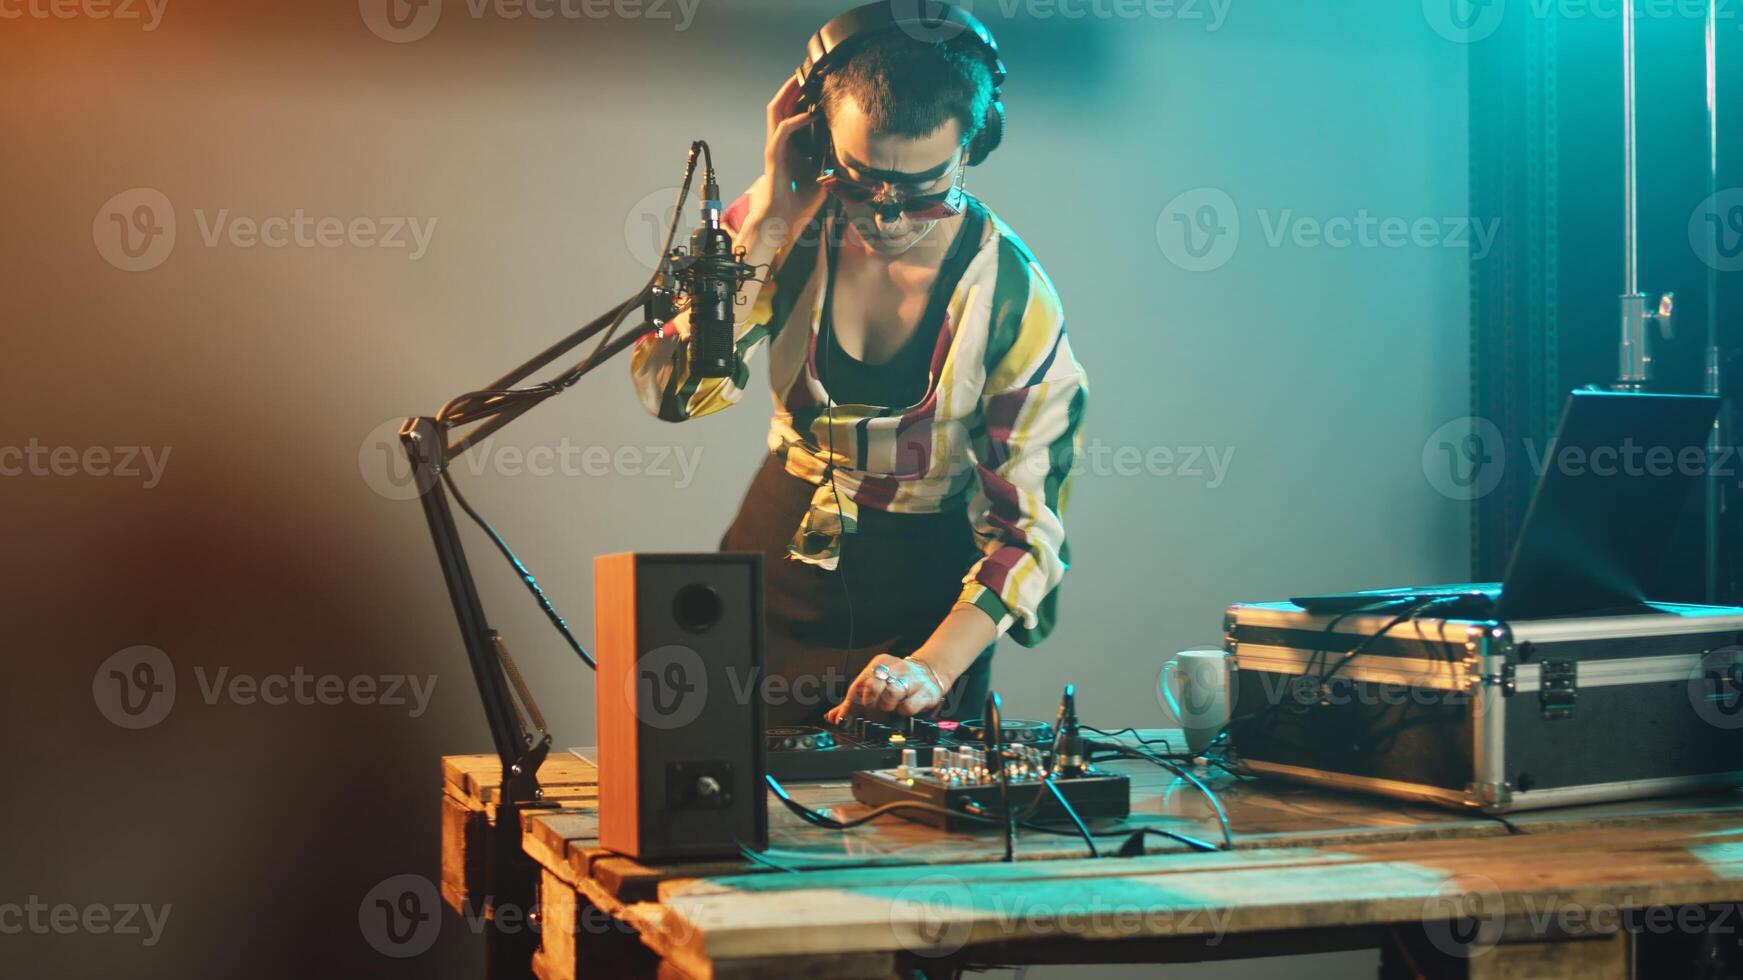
[1,0,1469,975]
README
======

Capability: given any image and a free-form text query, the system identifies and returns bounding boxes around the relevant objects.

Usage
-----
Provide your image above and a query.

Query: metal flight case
[1223,600,1743,813]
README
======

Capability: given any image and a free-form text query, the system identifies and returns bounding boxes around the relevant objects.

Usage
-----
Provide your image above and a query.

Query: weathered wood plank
[522,810,601,890]
[440,793,490,915]
[593,856,756,905]
[658,846,1365,901]
[691,951,901,980]
[443,753,598,806]
[639,822,1743,963]
[532,866,580,980]
[1469,931,1630,980]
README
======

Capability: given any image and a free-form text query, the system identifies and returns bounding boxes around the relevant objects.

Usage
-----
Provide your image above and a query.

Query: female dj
[630,5,1086,727]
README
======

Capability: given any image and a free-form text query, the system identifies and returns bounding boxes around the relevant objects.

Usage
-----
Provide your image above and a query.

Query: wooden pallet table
[441,738,1743,979]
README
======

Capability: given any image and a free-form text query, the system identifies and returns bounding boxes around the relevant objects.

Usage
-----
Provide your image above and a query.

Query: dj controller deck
[767,714,1131,830]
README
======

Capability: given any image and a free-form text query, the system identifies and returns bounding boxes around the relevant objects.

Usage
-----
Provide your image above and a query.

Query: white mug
[1158,648,1235,755]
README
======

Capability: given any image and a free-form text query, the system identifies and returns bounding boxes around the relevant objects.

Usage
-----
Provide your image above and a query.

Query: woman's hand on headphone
[746,74,827,244]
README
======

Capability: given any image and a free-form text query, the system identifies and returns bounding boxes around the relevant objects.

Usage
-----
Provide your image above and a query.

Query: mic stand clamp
[1616,291,1675,390]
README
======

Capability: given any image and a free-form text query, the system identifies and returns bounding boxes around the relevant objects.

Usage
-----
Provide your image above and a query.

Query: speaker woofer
[672,582,723,634]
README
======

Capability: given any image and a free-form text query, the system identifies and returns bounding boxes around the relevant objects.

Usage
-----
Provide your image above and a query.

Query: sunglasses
[815,145,966,221]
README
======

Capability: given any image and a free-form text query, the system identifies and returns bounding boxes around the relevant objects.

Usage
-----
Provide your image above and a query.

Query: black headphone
[791,1,1007,168]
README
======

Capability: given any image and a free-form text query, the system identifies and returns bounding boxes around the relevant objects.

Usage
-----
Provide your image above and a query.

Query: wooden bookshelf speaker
[593,552,767,859]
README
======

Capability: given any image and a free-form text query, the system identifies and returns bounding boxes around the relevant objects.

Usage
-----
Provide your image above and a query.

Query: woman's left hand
[825,654,949,722]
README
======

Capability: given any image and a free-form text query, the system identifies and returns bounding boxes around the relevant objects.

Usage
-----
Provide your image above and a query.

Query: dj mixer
[850,745,1132,831]
[764,716,1054,782]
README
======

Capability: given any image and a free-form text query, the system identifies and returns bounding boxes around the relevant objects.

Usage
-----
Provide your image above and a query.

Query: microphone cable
[820,203,859,655]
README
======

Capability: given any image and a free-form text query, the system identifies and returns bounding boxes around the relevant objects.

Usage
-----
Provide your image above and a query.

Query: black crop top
[816,199,987,409]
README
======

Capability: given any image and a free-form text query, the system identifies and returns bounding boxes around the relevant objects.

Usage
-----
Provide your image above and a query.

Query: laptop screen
[1496,389,1719,619]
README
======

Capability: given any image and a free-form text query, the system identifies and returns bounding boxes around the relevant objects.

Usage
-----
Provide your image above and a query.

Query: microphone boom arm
[394,138,737,979]
[397,285,666,980]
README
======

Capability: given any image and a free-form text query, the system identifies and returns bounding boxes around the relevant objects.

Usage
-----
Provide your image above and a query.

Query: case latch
[1539,659,1577,720]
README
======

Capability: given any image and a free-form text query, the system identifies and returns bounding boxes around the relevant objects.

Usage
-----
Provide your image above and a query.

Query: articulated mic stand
[398,285,666,977]
[394,139,753,978]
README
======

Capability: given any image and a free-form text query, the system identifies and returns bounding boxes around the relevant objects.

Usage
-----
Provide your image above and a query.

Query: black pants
[720,452,994,726]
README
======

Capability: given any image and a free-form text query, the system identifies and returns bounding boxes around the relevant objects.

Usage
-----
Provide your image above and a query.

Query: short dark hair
[820,33,994,146]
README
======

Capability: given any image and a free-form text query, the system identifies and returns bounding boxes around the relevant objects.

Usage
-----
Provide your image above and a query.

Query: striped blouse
[629,193,1087,647]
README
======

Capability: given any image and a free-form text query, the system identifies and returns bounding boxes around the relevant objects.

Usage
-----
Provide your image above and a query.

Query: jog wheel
[766,726,837,752]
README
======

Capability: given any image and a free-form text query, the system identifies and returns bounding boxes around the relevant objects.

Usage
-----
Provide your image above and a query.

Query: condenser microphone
[685,170,740,379]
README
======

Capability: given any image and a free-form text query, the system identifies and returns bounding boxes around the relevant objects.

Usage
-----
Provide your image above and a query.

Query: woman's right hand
[744,74,828,242]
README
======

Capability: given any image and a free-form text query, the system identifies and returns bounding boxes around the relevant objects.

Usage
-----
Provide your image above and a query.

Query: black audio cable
[1081,726,1179,756]
[763,773,1212,857]
[766,772,1002,831]
[1041,777,1098,858]
[1085,740,1234,850]
[441,469,595,669]
[983,691,1017,862]
[1205,594,1456,753]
